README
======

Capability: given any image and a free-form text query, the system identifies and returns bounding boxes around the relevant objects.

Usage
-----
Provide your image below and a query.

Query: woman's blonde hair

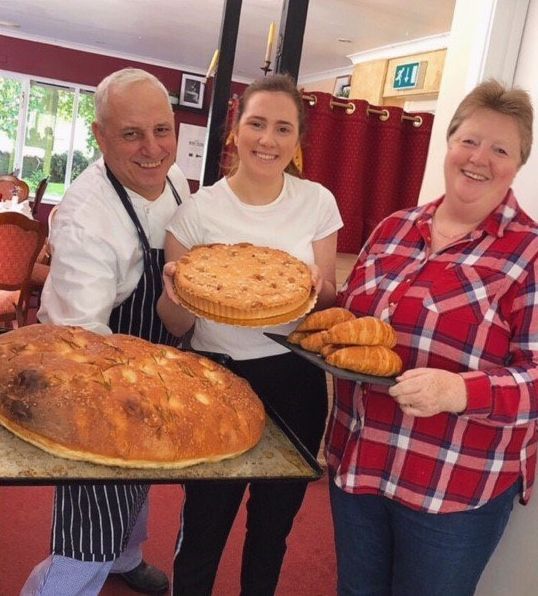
[225,73,305,176]
[447,79,533,165]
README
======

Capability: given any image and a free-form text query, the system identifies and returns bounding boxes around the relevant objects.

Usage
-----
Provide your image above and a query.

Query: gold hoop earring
[292,144,303,173]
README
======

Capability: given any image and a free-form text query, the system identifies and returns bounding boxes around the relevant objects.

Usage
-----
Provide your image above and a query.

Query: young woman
[157,73,343,595]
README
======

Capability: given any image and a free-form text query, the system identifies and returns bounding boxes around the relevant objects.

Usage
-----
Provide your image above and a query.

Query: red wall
[0,35,181,89]
[0,35,247,190]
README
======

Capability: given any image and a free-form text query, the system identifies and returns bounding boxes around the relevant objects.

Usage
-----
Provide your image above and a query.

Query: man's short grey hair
[94,68,172,124]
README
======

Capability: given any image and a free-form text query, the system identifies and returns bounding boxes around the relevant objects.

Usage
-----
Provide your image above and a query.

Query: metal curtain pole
[201,0,242,186]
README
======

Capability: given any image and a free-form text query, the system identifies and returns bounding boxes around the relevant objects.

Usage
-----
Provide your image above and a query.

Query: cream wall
[476,5,538,593]
[512,0,538,217]
[302,51,445,108]
[301,77,340,94]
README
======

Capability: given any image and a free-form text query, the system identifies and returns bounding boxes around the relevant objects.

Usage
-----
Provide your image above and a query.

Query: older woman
[326,79,538,595]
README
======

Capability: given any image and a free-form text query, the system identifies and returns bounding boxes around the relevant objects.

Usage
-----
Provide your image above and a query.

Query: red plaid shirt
[325,190,538,513]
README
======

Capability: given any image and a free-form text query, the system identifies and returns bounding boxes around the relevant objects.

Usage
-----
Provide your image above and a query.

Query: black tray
[264,333,397,386]
[0,412,322,486]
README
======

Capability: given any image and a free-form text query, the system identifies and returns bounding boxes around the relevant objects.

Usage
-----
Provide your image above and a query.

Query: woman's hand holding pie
[162,261,181,305]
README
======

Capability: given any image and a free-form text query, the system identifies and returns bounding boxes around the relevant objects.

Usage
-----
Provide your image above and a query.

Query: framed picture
[333,74,351,98]
[179,74,205,110]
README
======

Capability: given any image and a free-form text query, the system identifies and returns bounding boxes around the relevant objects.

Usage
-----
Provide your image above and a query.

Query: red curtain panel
[300,93,434,254]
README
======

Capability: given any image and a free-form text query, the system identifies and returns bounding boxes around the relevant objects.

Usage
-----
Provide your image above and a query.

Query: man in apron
[21,67,191,596]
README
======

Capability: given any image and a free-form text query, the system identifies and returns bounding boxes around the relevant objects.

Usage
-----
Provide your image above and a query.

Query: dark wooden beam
[274,0,310,82]
[201,0,242,186]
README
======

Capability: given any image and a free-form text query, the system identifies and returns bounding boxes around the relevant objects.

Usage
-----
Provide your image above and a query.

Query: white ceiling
[0,0,456,82]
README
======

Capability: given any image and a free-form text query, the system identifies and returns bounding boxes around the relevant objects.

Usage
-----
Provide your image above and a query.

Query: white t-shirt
[166,173,343,359]
[39,158,191,335]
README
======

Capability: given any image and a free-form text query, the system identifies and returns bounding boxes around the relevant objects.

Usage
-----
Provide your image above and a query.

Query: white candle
[264,22,275,63]
[205,49,219,79]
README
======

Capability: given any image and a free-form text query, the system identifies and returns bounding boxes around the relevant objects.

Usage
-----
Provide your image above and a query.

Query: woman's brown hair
[224,73,306,176]
[447,79,533,165]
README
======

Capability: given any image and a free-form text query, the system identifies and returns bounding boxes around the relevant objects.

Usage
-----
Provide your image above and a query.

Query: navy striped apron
[51,166,182,562]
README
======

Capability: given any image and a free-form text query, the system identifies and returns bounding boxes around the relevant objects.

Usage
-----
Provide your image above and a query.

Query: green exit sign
[393,62,421,90]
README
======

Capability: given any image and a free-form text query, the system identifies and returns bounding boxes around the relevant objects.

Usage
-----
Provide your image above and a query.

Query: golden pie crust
[0,324,265,469]
[174,243,315,326]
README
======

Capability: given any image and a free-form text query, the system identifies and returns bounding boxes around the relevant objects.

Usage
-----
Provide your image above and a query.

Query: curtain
[300,93,434,254]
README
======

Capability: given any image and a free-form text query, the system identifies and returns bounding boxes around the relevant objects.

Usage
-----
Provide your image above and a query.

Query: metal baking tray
[264,333,397,386]
[0,407,322,486]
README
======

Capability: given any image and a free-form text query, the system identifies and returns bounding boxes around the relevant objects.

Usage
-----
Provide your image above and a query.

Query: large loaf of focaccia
[0,324,265,469]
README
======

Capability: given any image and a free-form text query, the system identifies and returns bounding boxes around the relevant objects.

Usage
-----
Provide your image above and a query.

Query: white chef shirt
[38,158,191,335]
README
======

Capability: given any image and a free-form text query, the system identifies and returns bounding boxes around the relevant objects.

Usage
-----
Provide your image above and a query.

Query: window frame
[0,70,97,204]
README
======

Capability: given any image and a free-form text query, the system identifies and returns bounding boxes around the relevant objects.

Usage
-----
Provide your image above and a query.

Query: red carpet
[0,475,336,595]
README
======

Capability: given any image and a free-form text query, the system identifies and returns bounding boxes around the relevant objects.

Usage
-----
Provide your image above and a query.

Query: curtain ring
[329,98,356,114]
[366,107,390,121]
[302,93,317,107]
[401,113,424,127]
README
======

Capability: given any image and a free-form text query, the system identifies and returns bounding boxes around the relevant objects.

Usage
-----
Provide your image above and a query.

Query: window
[0,74,24,178]
[0,72,101,203]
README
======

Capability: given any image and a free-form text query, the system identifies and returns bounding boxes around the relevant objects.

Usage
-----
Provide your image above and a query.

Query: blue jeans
[329,479,519,596]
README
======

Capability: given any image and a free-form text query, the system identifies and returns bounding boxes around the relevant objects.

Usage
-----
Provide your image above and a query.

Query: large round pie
[0,324,265,469]
[174,243,316,326]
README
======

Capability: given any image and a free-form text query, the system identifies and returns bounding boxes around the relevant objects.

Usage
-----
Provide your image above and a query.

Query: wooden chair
[0,212,46,328]
[0,175,30,203]
[31,176,49,218]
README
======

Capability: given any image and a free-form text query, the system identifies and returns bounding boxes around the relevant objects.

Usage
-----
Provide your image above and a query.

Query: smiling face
[92,80,176,200]
[234,90,300,182]
[444,107,522,215]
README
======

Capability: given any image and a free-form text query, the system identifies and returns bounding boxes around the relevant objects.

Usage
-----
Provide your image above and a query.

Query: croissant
[325,345,402,377]
[320,343,344,357]
[322,316,397,348]
[296,307,355,332]
[299,331,328,353]
[287,330,311,345]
